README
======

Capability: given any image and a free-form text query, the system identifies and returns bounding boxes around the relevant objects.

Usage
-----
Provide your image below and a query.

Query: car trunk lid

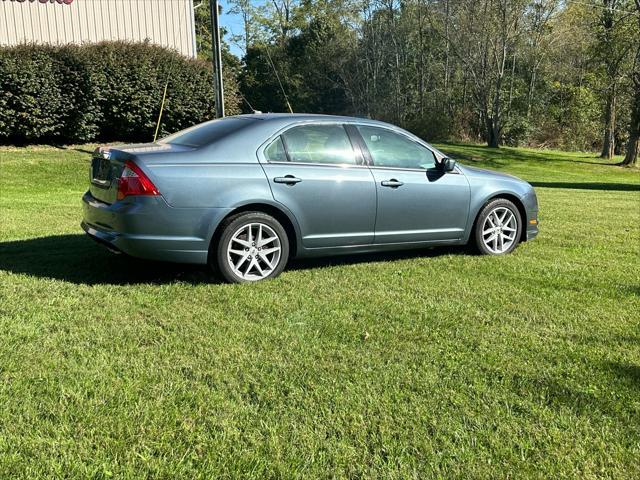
[89,143,192,204]
[89,147,129,205]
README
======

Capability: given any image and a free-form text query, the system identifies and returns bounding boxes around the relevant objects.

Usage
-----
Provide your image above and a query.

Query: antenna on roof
[264,47,294,114]
[210,0,225,118]
[238,90,258,113]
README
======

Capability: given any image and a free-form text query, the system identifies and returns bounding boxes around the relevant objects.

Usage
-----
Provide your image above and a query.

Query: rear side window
[160,118,253,147]
[281,124,357,165]
[264,137,288,162]
[357,125,436,169]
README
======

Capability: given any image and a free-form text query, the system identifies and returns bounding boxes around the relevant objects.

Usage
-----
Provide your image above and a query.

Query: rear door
[353,124,470,244]
[260,123,376,248]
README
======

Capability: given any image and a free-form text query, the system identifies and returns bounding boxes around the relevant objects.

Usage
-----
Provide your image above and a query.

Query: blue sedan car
[82,114,539,283]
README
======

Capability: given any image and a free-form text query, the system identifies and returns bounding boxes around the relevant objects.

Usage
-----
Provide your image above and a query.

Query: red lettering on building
[1,0,75,5]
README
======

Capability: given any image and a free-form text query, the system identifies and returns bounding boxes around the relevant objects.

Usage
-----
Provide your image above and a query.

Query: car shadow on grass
[0,234,470,286]
[505,371,638,431]
[607,362,640,388]
[0,234,216,286]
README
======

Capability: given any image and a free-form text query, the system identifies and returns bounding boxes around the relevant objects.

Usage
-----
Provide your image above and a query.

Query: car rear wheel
[213,212,289,283]
[474,199,522,255]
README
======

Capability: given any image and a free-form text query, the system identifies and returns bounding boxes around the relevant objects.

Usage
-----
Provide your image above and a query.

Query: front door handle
[381,179,404,188]
[274,175,302,185]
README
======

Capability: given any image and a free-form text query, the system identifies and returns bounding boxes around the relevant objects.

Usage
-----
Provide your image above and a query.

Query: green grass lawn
[0,143,639,479]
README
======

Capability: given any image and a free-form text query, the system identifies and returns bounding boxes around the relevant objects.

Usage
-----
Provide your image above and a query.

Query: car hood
[458,164,526,184]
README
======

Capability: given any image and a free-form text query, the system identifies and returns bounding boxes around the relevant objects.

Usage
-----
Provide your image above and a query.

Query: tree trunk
[487,1,509,149]
[488,131,499,148]
[526,68,536,119]
[443,0,451,115]
[418,7,424,116]
[621,0,640,166]
[623,130,639,166]
[601,83,617,159]
[486,116,500,148]
[488,73,504,148]
[622,78,639,166]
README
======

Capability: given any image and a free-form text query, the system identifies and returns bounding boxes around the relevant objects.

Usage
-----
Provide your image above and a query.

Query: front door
[354,125,470,244]
[261,123,377,248]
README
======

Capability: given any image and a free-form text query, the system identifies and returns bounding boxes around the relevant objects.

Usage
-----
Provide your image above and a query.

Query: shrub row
[0,41,240,145]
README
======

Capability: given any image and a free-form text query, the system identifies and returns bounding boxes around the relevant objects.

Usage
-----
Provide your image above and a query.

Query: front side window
[356,125,436,170]
[281,124,358,165]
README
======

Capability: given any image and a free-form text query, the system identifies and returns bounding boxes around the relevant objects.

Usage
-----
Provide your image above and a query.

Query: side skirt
[294,238,466,259]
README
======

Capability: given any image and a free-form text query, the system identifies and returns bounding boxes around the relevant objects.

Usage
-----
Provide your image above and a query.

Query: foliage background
[215,0,639,160]
[0,42,241,145]
[0,0,638,164]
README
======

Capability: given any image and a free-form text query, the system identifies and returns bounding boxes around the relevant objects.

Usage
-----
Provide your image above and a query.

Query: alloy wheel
[481,206,518,254]
[226,222,282,281]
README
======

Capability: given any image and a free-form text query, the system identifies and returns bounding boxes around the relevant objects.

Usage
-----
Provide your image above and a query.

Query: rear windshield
[160,117,254,147]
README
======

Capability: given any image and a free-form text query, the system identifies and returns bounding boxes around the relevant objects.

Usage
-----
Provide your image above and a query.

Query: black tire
[212,211,289,283]
[473,198,522,255]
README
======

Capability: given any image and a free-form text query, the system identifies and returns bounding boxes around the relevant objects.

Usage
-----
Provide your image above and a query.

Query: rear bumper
[81,191,231,264]
[522,189,539,242]
[81,222,123,254]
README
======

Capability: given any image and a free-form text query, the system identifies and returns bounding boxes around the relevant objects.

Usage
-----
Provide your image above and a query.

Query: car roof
[155,113,445,163]
[236,112,394,127]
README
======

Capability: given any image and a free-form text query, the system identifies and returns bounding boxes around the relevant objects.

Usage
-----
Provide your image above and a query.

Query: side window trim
[278,134,293,162]
[344,124,370,166]
[352,124,439,171]
[264,135,291,163]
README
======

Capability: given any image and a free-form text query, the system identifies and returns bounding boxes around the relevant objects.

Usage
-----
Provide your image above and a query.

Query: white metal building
[0,0,197,58]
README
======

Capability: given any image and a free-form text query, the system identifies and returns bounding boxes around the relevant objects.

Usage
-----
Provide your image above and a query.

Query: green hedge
[0,42,240,145]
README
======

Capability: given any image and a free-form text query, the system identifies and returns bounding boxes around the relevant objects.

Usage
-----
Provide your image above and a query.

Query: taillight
[117,160,160,200]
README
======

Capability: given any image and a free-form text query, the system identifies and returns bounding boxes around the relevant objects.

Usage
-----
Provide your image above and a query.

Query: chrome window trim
[368,165,462,175]
[264,160,370,169]
[368,165,433,173]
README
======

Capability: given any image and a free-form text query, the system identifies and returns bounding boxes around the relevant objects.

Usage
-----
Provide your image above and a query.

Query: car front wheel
[474,199,522,255]
[213,212,289,283]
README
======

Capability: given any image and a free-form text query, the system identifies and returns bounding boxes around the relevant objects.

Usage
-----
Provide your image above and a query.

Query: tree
[594,0,636,158]
[439,0,529,147]
[227,0,258,55]
[622,0,640,166]
[226,0,638,155]
[523,0,560,119]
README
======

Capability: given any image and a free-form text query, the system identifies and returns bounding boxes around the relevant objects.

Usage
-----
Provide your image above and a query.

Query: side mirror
[442,157,456,172]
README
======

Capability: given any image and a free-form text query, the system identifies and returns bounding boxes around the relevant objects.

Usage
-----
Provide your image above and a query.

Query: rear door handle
[274,175,302,185]
[381,179,404,188]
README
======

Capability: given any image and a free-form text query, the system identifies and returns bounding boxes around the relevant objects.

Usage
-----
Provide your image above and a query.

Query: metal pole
[210,0,225,118]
